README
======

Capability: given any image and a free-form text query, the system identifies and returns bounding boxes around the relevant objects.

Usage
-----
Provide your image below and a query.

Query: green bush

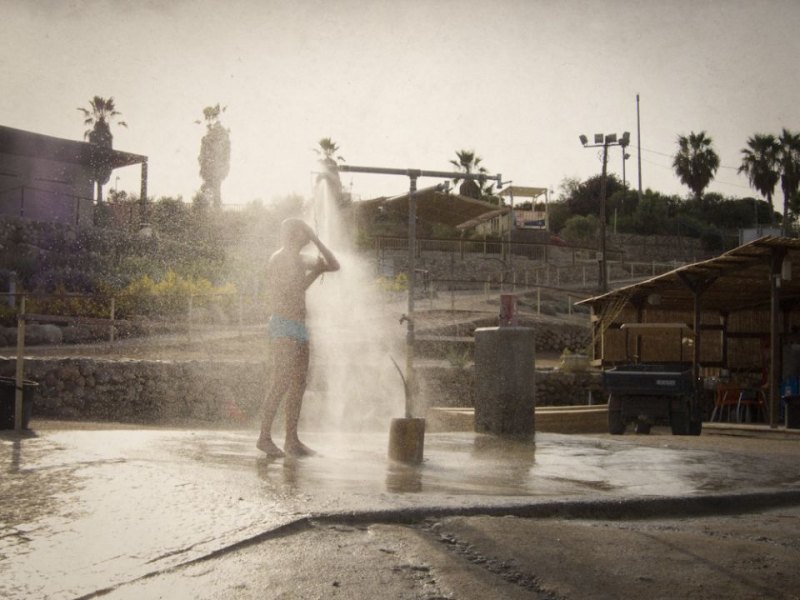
[26,283,112,319]
[375,273,408,292]
[116,271,236,319]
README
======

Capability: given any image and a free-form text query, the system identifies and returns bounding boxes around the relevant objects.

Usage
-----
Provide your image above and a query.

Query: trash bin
[786,396,800,429]
[0,376,37,430]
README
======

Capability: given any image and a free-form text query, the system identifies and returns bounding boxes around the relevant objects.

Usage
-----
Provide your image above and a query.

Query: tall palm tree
[778,128,800,236]
[450,150,489,200]
[77,96,127,202]
[738,134,780,226]
[196,104,231,210]
[314,137,345,205]
[672,131,720,203]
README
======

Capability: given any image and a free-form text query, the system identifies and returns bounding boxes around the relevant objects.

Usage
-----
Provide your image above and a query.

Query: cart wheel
[670,410,689,435]
[634,421,651,435]
[608,410,626,434]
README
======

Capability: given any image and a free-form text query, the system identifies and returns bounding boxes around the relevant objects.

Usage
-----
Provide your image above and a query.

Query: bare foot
[284,439,316,457]
[257,437,285,458]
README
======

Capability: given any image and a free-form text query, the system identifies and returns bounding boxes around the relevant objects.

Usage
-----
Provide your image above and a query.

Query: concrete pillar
[474,326,536,436]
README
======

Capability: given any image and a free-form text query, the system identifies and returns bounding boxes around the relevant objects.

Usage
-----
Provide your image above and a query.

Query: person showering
[257,218,340,457]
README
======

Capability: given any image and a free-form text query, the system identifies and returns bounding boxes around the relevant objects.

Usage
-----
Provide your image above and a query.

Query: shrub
[116,271,236,320]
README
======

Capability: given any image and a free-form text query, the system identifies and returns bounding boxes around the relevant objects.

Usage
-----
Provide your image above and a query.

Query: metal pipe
[384,182,448,202]
[405,175,417,419]
[337,164,502,186]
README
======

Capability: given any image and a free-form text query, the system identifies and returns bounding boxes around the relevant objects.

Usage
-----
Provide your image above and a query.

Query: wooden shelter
[578,236,800,427]
[0,125,148,228]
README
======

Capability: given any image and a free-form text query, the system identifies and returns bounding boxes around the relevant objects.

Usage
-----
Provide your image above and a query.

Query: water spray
[336,164,503,464]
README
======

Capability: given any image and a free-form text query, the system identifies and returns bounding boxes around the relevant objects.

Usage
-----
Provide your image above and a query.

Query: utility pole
[579,132,629,293]
[636,94,643,203]
[599,140,609,293]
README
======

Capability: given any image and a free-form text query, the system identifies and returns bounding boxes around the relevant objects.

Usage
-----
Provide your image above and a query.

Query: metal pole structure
[622,149,627,189]
[405,175,417,418]
[579,133,628,293]
[636,94,643,204]
[335,164,502,420]
[507,187,514,272]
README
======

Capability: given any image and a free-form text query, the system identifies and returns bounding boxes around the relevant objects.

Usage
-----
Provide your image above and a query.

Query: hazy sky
[3,0,800,207]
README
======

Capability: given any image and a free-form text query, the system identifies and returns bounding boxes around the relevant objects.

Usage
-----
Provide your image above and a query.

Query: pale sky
[3,0,800,207]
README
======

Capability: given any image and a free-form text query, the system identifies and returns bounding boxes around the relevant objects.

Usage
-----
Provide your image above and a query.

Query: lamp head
[579,134,588,146]
[594,133,604,144]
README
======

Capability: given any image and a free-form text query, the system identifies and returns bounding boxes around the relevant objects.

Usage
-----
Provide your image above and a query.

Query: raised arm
[309,232,340,272]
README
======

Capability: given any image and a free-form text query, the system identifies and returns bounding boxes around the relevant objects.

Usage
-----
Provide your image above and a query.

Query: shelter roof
[498,186,548,198]
[577,236,800,314]
[360,188,507,229]
[0,125,147,170]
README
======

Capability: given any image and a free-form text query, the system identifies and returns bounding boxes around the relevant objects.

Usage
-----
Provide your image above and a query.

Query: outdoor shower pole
[336,164,503,418]
[406,173,418,418]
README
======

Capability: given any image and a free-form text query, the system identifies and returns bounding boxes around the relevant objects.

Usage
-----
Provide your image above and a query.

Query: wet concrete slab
[2,424,800,599]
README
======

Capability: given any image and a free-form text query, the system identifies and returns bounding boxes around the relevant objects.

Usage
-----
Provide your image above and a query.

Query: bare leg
[257,340,293,457]
[284,343,314,456]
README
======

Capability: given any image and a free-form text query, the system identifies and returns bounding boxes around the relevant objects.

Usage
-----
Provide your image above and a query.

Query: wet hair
[280,218,310,247]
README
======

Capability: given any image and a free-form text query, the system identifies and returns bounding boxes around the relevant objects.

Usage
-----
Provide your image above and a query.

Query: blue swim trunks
[268,314,309,343]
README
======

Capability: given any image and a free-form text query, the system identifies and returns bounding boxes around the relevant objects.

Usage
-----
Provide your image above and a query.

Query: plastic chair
[736,387,767,423]
[711,383,741,422]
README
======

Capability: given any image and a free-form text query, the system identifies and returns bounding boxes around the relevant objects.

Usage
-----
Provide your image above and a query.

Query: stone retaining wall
[1,357,600,424]
[419,365,601,409]
[0,357,266,423]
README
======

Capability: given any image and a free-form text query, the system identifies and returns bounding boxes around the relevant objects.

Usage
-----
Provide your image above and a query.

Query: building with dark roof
[0,125,147,228]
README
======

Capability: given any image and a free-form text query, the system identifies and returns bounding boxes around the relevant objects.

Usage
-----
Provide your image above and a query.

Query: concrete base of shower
[427,404,608,434]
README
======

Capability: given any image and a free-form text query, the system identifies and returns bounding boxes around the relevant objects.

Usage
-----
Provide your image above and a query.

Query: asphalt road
[2,423,800,600]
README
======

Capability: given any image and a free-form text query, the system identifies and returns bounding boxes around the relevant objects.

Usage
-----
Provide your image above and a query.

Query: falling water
[301,172,406,433]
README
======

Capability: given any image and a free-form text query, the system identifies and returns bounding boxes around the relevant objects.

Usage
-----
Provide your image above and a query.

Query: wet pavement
[2,423,800,599]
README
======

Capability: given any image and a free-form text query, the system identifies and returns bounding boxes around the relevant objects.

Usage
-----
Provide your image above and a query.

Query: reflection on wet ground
[1,427,800,599]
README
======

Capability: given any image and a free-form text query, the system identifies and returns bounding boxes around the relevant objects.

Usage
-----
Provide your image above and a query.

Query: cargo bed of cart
[603,324,702,435]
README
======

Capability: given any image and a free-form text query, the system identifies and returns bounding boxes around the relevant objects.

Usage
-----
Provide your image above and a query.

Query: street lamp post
[579,131,630,293]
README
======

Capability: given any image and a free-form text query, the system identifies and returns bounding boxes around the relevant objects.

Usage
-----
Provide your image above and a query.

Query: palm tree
[738,134,780,226]
[450,150,490,200]
[196,104,231,210]
[672,131,720,203]
[314,137,345,205]
[778,128,800,236]
[77,96,127,202]
[315,137,344,163]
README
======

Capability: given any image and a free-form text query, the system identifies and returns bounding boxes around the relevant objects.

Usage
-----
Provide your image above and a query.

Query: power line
[640,145,741,171]
[637,155,752,192]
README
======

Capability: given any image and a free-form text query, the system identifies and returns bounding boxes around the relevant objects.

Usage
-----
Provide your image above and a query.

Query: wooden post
[15,295,25,431]
[537,287,541,315]
[238,294,244,338]
[187,295,194,342]
[109,297,116,343]
[769,251,784,428]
